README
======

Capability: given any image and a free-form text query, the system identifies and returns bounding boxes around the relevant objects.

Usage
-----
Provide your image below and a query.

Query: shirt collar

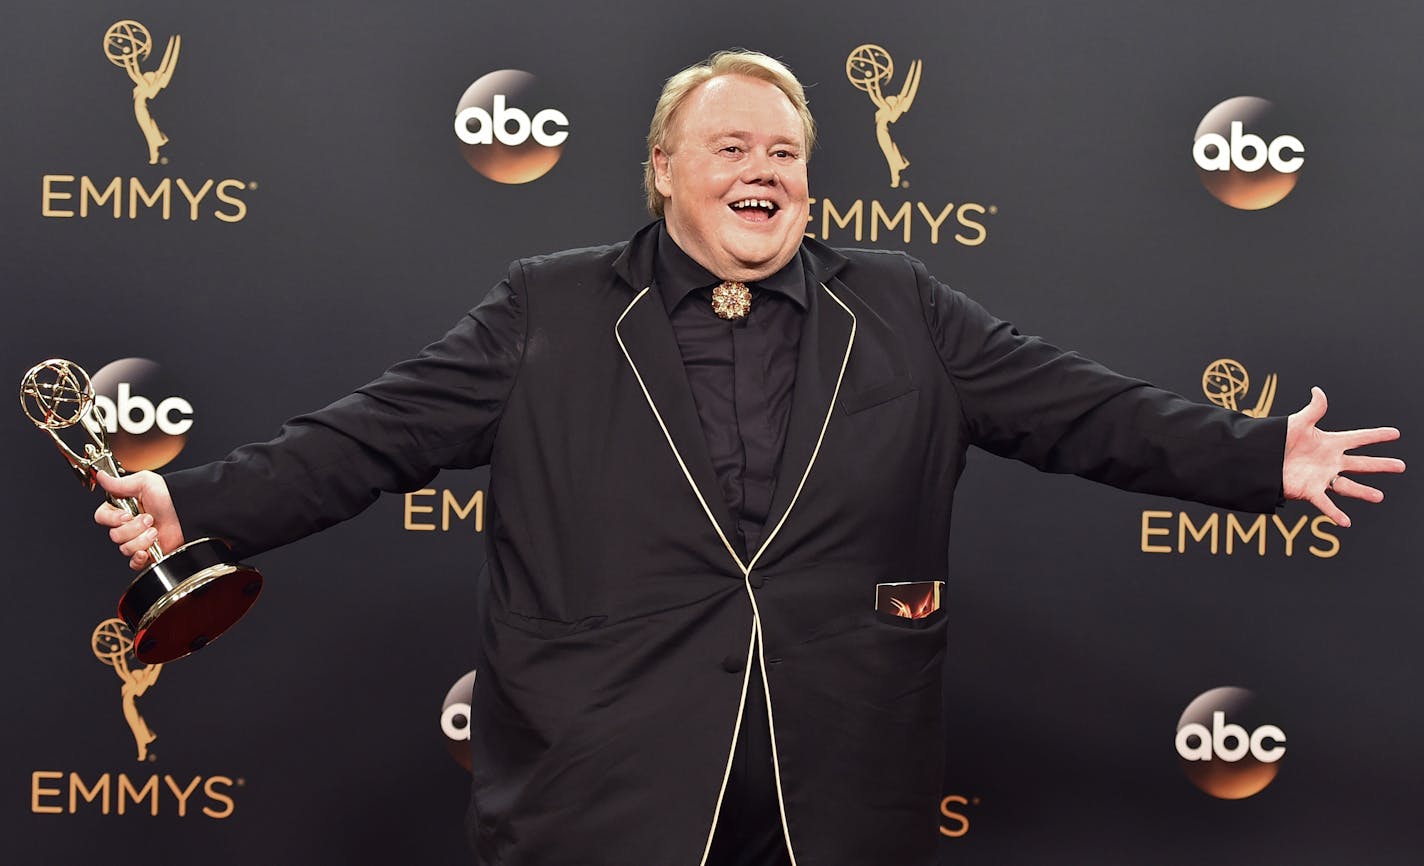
[653,221,809,314]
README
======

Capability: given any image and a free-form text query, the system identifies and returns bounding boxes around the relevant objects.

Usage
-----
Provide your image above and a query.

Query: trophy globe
[21,358,93,426]
[21,358,263,664]
[1202,359,1250,411]
[92,619,133,668]
[846,44,893,92]
[104,20,152,68]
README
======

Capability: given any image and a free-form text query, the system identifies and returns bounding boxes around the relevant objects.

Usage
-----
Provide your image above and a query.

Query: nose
[740,150,779,186]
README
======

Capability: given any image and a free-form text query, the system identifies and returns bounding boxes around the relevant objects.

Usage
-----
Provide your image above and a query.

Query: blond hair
[643,50,816,216]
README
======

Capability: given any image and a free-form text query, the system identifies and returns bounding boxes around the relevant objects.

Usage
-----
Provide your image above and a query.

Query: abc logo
[1175,686,1286,799]
[440,669,477,772]
[92,358,194,471]
[454,70,569,184]
[1192,96,1304,210]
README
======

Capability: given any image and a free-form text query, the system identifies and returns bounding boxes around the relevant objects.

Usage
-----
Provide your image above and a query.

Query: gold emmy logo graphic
[92,618,163,761]
[104,20,180,165]
[846,44,922,188]
[40,19,255,223]
[1202,358,1276,418]
[809,43,993,247]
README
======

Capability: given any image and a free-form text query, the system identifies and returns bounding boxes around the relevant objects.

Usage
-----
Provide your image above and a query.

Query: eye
[721,145,743,155]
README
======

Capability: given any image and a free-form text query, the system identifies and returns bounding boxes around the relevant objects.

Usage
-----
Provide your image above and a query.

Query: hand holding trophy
[20,358,261,663]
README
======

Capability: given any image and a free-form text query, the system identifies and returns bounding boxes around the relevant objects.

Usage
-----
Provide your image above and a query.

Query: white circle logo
[1192,96,1304,210]
[1176,686,1286,799]
[92,358,194,471]
[454,70,569,184]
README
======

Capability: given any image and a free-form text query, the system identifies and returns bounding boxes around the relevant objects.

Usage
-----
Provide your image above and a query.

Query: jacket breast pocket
[872,606,947,630]
[839,376,917,415]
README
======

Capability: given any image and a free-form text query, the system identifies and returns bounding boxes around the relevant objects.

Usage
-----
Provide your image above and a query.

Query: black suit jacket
[169,221,1285,865]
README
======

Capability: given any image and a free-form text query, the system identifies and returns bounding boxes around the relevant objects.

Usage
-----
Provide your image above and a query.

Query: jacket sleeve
[912,256,1286,513]
[164,272,527,559]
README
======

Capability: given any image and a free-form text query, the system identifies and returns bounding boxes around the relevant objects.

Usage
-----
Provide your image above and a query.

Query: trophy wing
[1247,373,1278,418]
[892,60,922,119]
[156,35,180,86]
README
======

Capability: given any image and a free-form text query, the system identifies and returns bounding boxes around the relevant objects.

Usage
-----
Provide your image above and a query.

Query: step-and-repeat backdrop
[3,1,1419,863]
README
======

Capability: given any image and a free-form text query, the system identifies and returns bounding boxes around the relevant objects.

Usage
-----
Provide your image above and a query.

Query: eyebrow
[709,130,802,147]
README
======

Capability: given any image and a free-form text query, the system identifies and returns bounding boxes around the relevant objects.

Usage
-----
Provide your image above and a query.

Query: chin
[726,255,782,279]
[724,239,792,269]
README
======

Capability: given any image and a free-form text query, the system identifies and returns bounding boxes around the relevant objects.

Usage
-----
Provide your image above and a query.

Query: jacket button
[721,654,744,673]
[747,573,765,589]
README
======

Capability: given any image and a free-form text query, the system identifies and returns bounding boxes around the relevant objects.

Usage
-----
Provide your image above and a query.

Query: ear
[652,147,673,199]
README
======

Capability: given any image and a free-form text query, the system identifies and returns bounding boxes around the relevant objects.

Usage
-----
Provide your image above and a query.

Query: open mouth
[729,198,779,222]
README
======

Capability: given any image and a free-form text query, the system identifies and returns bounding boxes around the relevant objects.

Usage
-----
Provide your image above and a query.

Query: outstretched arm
[91,272,526,565]
[1282,387,1405,527]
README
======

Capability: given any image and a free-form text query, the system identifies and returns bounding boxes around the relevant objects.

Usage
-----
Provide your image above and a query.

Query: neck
[662,219,789,283]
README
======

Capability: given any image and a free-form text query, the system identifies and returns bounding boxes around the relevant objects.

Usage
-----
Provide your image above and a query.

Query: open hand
[1282,387,1405,528]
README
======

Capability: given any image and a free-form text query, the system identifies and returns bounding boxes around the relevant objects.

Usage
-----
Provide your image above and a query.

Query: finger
[1297,386,1328,426]
[1332,475,1384,503]
[118,527,159,558]
[1339,426,1402,449]
[95,470,137,498]
[1342,454,1407,475]
[108,512,154,545]
[94,501,133,528]
[130,550,150,572]
[1309,492,1351,529]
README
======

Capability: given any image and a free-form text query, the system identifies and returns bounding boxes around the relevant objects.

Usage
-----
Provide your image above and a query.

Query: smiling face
[652,74,810,282]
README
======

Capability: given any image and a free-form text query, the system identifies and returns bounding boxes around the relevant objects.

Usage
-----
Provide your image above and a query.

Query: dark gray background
[3,1,1419,863]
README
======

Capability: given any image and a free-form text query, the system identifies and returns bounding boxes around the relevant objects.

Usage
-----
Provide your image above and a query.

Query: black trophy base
[117,537,263,664]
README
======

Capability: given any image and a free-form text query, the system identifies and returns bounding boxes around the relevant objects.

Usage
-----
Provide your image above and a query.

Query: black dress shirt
[654,224,808,558]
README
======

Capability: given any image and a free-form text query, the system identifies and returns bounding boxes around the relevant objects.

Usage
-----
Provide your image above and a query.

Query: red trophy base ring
[117,537,263,664]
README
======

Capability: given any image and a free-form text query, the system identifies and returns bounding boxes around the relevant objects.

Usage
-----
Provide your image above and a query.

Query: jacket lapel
[613,230,743,568]
[750,247,855,569]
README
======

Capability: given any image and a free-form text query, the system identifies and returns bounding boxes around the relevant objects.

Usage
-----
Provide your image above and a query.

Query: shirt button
[721,654,744,674]
[747,573,765,589]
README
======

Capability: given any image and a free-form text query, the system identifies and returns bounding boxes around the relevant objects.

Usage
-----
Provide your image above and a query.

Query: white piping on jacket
[615,282,856,866]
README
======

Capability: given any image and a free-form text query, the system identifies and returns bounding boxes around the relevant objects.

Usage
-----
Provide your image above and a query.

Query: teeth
[731,199,776,211]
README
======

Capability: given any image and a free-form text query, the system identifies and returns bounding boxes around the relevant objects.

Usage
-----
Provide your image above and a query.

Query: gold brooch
[711,281,752,320]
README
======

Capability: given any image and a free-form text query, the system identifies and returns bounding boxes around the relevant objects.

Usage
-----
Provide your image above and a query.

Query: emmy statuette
[20,359,262,664]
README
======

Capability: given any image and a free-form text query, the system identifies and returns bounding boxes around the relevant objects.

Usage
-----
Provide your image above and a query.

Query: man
[95,51,1403,865]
